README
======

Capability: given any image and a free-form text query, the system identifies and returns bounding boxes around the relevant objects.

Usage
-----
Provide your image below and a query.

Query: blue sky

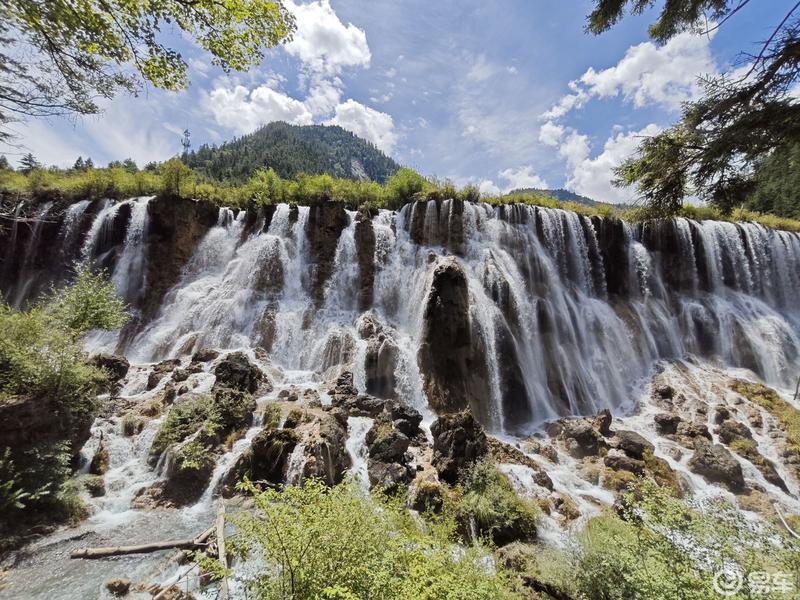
[0,0,790,203]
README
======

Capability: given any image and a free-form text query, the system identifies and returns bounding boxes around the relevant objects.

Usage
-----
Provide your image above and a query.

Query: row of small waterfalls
[2,196,800,433]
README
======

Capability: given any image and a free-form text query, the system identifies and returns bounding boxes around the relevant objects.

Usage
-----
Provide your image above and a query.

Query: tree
[85,157,94,170]
[161,158,193,196]
[0,1,296,140]
[72,157,85,171]
[588,1,800,216]
[121,158,138,173]
[0,155,9,170]
[19,152,40,173]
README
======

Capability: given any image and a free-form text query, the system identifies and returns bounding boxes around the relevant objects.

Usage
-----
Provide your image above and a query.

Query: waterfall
[111,197,152,305]
[5,198,800,434]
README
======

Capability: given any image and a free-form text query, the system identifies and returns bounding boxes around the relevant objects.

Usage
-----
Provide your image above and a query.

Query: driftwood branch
[70,524,216,560]
[774,503,800,540]
[217,503,230,600]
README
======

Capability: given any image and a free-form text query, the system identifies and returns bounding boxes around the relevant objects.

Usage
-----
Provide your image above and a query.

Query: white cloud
[478,179,501,196]
[325,99,397,153]
[285,0,371,76]
[304,77,344,116]
[566,124,661,203]
[203,84,313,133]
[543,31,716,121]
[538,121,565,146]
[498,165,548,191]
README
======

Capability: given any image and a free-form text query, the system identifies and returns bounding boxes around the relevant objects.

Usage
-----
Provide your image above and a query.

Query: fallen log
[217,504,230,600]
[70,525,216,560]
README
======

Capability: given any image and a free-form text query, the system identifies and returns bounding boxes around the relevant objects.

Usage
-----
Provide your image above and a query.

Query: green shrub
[575,480,800,600]
[450,458,539,545]
[232,478,514,600]
[149,395,211,458]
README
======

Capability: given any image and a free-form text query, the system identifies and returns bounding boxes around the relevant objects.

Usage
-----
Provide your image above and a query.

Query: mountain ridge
[182,122,401,184]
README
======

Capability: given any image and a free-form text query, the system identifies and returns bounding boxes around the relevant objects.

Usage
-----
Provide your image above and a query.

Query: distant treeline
[2,158,800,232]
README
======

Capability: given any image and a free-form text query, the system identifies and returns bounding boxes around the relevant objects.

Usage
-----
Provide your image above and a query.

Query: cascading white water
[111,197,152,304]
[7,198,800,433]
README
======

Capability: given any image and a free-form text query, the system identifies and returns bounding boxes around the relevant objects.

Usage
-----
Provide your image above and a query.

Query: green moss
[642,448,680,494]
[262,403,281,430]
[120,413,144,436]
[731,379,800,453]
[603,468,637,492]
[149,396,211,458]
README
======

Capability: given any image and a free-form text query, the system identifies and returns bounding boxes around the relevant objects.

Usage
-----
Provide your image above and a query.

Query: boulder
[89,440,110,475]
[687,440,746,492]
[224,429,299,493]
[368,459,411,490]
[431,410,487,484]
[560,419,604,458]
[654,413,681,434]
[300,414,350,486]
[192,348,219,363]
[147,359,180,390]
[366,424,410,463]
[593,409,613,437]
[718,419,752,445]
[654,384,675,400]
[91,353,130,381]
[615,430,654,459]
[214,352,264,393]
[604,452,646,475]
[386,402,423,439]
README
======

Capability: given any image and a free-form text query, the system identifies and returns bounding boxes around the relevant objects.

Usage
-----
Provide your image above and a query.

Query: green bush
[0,268,126,524]
[149,395,212,458]
[574,480,800,600]
[450,459,539,546]
[232,478,514,600]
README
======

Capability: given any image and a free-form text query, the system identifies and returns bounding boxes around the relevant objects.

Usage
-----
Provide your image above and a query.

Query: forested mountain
[182,122,400,183]
[509,187,598,207]
[746,142,800,219]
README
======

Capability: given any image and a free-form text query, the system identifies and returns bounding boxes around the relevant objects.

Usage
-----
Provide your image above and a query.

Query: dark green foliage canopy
[589,1,800,217]
[182,122,401,183]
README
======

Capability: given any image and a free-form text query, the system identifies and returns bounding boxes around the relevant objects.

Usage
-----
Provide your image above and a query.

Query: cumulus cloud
[543,31,715,121]
[284,0,371,76]
[203,85,313,133]
[478,166,548,196]
[538,121,565,146]
[325,99,397,153]
[566,124,661,203]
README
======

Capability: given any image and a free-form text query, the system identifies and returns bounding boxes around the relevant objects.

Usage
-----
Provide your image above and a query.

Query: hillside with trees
[181,122,401,183]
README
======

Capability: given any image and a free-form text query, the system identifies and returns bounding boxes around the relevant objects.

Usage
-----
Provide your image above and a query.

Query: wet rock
[89,440,109,475]
[106,578,131,597]
[487,438,553,490]
[191,348,219,363]
[714,405,731,424]
[593,409,613,437]
[615,430,654,460]
[654,412,681,435]
[521,439,559,463]
[431,410,488,484]
[557,419,605,458]
[225,428,299,492]
[147,359,180,390]
[368,459,411,490]
[172,368,190,383]
[306,202,349,306]
[417,258,493,421]
[604,452,646,475]
[140,196,220,324]
[214,352,264,393]
[358,317,399,399]
[300,413,350,486]
[676,420,712,443]
[718,419,752,445]
[283,408,303,429]
[718,419,788,493]
[366,424,410,463]
[354,209,376,310]
[654,384,675,400]
[91,353,130,381]
[0,393,93,465]
[687,440,746,492]
[84,475,105,497]
[386,402,423,439]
